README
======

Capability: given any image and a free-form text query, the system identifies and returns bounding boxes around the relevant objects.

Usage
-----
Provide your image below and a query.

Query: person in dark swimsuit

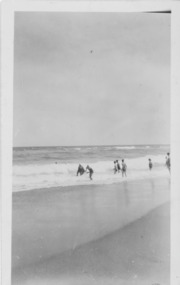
[77,164,85,176]
[166,153,170,172]
[86,165,94,180]
[116,160,121,173]
[122,159,127,177]
[148,158,153,170]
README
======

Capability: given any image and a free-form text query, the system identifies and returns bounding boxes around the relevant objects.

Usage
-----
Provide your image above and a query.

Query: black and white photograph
[2,2,179,285]
[11,10,171,285]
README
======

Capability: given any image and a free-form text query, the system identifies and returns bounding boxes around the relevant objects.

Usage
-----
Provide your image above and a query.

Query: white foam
[114,146,136,150]
[13,154,169,192]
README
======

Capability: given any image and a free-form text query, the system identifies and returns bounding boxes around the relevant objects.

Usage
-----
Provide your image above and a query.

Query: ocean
[13,145,170,192]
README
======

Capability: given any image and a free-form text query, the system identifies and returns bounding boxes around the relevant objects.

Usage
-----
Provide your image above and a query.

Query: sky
[13,12,170,147]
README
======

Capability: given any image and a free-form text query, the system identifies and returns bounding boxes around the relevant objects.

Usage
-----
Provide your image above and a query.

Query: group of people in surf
[113,159,127,177]
[76,164,94,180]
[76,152,170,181]
[76,159,127,180]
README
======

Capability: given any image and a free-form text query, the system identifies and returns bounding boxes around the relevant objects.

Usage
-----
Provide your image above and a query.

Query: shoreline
[13,172,169,194]
[13,150,170,193]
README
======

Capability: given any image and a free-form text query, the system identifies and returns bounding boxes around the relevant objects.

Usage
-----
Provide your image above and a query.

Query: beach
[12,176,170,285]
[11,10,171,285]
[11,8,171,284]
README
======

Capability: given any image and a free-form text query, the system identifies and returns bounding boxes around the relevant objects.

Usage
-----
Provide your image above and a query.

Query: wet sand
[12,177,170,285]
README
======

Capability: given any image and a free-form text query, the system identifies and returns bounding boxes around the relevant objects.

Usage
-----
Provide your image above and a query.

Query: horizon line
[13,143,170,148]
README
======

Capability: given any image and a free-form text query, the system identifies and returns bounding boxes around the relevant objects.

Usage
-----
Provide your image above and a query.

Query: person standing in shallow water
[166,152,171,172]
[122,159,127,177]
[114,161,117,174]
[76,164,85,176]
[86,165,94,180]
[148,159,153,170]
[116,160,121,173]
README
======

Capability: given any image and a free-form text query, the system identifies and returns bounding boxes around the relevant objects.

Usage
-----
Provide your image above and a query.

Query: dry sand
[12,177,170,285]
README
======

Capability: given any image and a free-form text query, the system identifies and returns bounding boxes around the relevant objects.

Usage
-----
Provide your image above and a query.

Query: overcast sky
[13,12,170,147]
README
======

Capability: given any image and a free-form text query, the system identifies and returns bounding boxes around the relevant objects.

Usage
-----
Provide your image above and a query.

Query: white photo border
[1,1,180,284]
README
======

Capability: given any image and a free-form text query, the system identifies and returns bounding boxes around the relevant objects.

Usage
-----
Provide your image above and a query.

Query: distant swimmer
[114,161,117,174]
[86,165,94,180]
[116,160,121,173]
[166,152,171,172]
[122,159,127,177]
[77,164,85,176]
[148,158,153,170]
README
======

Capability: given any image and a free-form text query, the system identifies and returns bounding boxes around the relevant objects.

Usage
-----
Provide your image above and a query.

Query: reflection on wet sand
[123,181,130,206]
[12,177,170,271]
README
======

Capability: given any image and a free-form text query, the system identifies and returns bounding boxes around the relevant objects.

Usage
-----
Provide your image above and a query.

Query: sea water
[13,145,170,192]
